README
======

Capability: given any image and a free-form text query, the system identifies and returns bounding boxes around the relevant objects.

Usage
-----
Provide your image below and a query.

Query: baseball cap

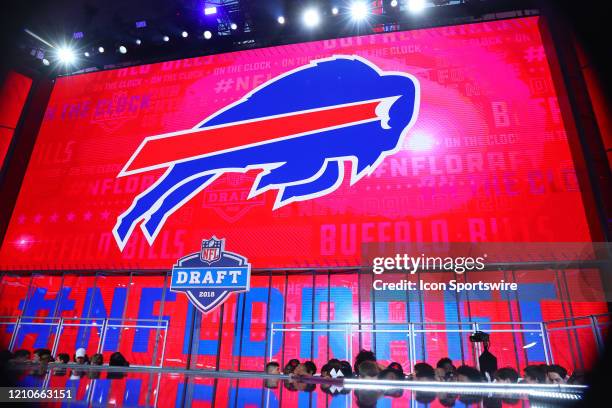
[75,348,86,358]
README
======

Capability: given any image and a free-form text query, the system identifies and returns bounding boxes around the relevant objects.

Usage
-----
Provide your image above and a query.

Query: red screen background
[0,16,593,270]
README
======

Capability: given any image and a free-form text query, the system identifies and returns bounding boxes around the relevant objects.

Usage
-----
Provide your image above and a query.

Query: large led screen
[0,16,592,270]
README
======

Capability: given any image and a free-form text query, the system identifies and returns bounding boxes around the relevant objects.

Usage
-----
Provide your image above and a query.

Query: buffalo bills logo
[113,55,420,250]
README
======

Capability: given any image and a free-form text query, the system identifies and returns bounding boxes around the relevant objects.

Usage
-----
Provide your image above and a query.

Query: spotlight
[332,7,339,15]
[42,58,50,66]
[98,46,105,53]
[119,45,127,54]
[204,6,217,15]
[135,38,142,45]
[391,0,398,7]
[203,30,212,39]
[57,47,76,64]
[303,8,321,28]
[84,51,90,57]
[350,2,369,21]
[408,0,426,13]
[181,31,188,38]
[230,23,238,30]
[278,16,285,25]
[163,35,170,42]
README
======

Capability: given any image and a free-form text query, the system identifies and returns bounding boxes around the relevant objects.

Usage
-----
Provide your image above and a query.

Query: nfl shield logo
[200,237,223,264]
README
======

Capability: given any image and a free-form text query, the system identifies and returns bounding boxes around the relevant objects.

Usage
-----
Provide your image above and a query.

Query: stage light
[119,45,127,54]
[350,2,369,20]
[332,7,339,15]
[204,6,217,15]
[303,8,321,28]
[98,46,105,53]
[135,38,142,45]
[163,35,170,42]
[57,46,76,64]
[278,16,285,24]
[181,31,188,38]
[203,30,212,39]
[391,0,398,7]
[408,0,426,13]
[84,51,90,57]
[230,23,238,30]
[42,58,50,66]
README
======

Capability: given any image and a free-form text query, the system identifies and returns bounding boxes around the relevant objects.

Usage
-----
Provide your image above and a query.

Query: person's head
[340,361,353,377]
[283,359,300,374]
[354,389,382,408]
[494,367,519,383]
[57,353,70,364]
[354,350,376,375]
[567,370,586,385]
[13,349,31,362]
[545,364,568,384]
[265,361,280,374]
[74,348,88,364]
[33,348,54,364]
[436,357,455,373]
[358,360,380,379]
[379,362,404,380]
[414,362,436,381]
[523,365,546,384]
[109,352,129,367]
[91,354,104,366]
[303,361,317,375]
[456,365,483,382]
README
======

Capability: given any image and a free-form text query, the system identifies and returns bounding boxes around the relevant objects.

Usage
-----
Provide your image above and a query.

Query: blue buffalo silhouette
[113,55,419,250]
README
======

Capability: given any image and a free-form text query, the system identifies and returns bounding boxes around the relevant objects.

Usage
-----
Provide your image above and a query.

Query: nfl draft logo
[170,237,251,313]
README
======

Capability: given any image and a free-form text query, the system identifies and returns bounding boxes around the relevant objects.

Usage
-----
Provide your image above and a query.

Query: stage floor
[1,363,586,407]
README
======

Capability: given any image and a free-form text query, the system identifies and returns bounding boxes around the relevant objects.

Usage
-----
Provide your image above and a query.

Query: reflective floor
[4,365,584,407]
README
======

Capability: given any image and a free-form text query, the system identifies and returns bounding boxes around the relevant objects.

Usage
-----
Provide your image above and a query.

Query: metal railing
[268,314,610,372]
[0,316,169,367]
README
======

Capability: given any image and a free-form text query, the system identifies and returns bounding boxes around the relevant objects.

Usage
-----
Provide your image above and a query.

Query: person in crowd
[357,360,380,379]
[108,352,129,367]
[413,362,436,381]
[32,348,54,364]
[283,358,300,374]
[522,364,546,384]
[320,363,331,378]
[91,354,104,366]
[56,353,70,364]
[339,360,353,377]
[11,349,31,363]
[74,348,89,364]
[353,350,376,376]
[567,370,586,385]
[379,362,405,380]
[435,357,456,381]
[264,361,280,374]
[545,364,568,384]
[293,360,316,376]
[436,357,456,373]
[493,367,519,383]
[455,365,484,382]
[0,350,13,367]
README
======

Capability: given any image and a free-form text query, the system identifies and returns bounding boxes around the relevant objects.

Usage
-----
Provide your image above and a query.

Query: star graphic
[17,215,26,224]
[49,213,59,222]
[100,210,110,220]
[67,212,76,222]
[83,211,92,221]
[33,214,43,223]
